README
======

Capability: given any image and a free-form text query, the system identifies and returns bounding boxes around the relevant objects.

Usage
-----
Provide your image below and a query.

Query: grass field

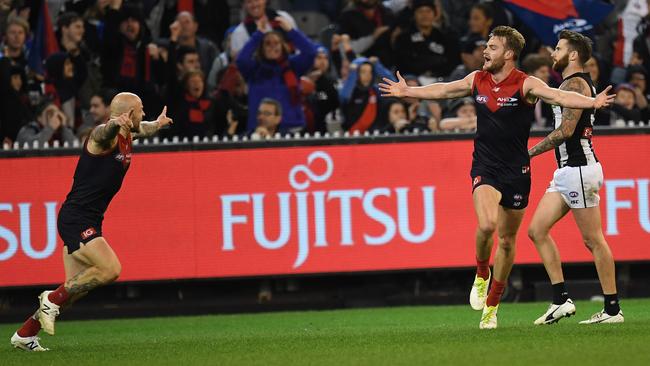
[1,299,649,366]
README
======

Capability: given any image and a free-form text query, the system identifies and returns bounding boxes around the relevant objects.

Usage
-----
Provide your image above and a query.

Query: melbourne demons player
[379,26,614,329]
[528,30,623,325]
[11,92,172,351]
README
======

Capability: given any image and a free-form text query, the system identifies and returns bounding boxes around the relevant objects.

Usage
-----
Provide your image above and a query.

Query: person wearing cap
[393,0,459,79]
[448,33,487,81]
[439,97,477,131]
[305,46,339,133]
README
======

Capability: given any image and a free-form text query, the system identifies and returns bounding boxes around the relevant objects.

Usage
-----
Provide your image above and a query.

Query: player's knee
[99,260,121,283]
[582,234,603,252]
[478,219,497,235]
[527,226,546,244]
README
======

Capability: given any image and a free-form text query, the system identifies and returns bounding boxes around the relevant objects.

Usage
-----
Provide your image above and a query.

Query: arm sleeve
[236,30,264,77]
[287,29,318,76]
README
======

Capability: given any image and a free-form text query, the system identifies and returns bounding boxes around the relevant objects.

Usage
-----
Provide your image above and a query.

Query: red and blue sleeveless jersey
[471,69,534,175]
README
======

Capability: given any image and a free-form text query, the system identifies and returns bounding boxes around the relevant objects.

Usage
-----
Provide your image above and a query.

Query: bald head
[110,92,144,130]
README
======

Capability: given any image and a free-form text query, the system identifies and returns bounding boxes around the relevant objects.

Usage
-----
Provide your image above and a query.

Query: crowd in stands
[1,0,649,148]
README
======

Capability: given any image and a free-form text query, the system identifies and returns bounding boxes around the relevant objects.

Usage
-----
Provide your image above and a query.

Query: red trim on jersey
[474,69,531,113]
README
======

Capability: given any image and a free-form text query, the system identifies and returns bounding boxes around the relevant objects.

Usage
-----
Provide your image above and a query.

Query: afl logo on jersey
[476,95,488,104]
[569,191,579,198]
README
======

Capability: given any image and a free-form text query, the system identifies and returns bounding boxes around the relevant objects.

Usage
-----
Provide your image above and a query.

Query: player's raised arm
[524,76,615,109]
[378,70,475,100]
[89,112,132,147]
[133,106,174,139]
[528,77,587,158]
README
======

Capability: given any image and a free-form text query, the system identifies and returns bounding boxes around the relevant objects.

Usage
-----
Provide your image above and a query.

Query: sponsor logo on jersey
[81,227,97,240]
[522,165,530,174]
[476,95,488,104]
[582,127,593,138]
[473,176,482,187]
[514,194,523,201]
[497,97,518,107]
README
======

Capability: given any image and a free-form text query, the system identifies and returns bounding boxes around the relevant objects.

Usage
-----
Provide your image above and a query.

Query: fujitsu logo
[219,151,436,269]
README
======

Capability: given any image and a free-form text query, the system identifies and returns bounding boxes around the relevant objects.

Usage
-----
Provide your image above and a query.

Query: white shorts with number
[546,162,603,209]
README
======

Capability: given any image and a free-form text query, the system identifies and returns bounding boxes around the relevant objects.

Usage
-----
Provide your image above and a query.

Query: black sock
[604,294,620,316]
[552,282,569,305]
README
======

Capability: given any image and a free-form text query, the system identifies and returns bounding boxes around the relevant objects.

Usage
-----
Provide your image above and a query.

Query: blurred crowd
[1,0,649,147]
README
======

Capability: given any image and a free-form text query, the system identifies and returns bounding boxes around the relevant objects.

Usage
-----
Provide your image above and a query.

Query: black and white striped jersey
[552,72,599,168]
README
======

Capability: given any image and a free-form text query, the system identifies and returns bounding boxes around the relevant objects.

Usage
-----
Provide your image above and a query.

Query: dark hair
[35,98,56,117]
[57,12,82,30]
[558,30,593,65]
[521,54,552,74]
[255,31,290,62]
[92,89,116,107]
[260,97,282,116]
[177,46,199,64]
[489,26,525,60]
[471,3,494,21]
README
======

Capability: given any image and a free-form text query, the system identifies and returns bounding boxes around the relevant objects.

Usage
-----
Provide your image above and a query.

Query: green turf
[1,299,649,366]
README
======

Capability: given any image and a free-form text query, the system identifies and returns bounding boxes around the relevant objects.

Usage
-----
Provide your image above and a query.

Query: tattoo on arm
[89,121,120,145]
[133,121,160,139]
[529,78,586,158]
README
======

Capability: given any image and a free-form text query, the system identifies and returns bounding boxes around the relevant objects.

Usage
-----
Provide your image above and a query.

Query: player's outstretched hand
[594,85,615,109]
[156,106,173,127]
[378,71,408,98]
[110,112,133,130]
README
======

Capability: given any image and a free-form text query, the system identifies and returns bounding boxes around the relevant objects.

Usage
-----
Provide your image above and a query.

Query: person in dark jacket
[168,69,215,138]
[0,64,32,144]
[337,0,395,66]
[100,2,163,117]
[236,16,317,133]
[340,56,392,132]
[393,0,460,79]
[304,46,339,133]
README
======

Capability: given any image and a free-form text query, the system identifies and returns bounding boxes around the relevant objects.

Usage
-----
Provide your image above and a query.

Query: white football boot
[534,299,576,325]
[579,310,624,324]
[10,332,49,351]
[479,304,499,329]
[470,268,491,310]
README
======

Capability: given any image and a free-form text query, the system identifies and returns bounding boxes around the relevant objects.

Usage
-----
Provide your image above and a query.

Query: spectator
[251,97,282,139]
[376,99,410,133]
[393,0,460,80]
[230,0,297,56]
[521,53,554,128]
[401,74,442,131]
[439,97,477,131]
[0,64,31,144]
[77,89,113,140]
[304,46,339,133]
[237,17,317,133]
[337,0,395,66]
[56,11,95,106]
[331,33,356,81]
[449,34,486,81]
[101,2,163,118]
[0,16,29,94]
[467,3,494,40]
[626,64,649,106]
[607,83,647,126]
[340,56,392,133]
[166,12,217,76]
[207,26,236,93]
[168,69,215,138]
[150,0,230,48]
[16,99,76,146]
[44,52,84,128]
[213,64,248,138]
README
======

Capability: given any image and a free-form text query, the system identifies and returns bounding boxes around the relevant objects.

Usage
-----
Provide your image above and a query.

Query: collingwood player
[528,30,623,325]
[11,93,173,351]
